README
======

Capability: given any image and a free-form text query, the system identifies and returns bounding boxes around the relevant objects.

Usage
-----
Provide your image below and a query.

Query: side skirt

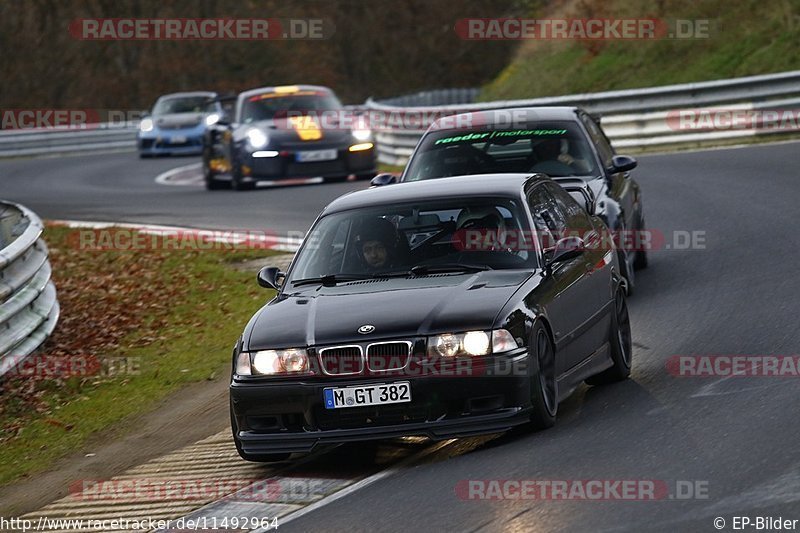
[555,342,613,402]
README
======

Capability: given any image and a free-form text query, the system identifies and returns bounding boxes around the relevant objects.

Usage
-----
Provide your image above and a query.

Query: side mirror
[546,236,585,269]
[370,173,397,187]
[257,266,284,290]
[610,155,637,173]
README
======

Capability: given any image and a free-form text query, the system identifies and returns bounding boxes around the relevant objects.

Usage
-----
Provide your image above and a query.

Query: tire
[586,289,632,385]
[231,159,255,191]
[528,321,557,430]
[355,172,377,181]
[203,152,229,190]
[230,403,290,463]
[618,250,634,296]
[138,152,152,159]
[325,175,349,183]
[633,216,648,270]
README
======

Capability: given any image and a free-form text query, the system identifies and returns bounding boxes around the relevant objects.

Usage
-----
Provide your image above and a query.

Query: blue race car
[137,91,223,157]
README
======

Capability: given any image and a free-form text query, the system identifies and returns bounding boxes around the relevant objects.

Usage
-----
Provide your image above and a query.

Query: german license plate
[323,382,411,409]
[296,149,337,162]
[169,136,187,144]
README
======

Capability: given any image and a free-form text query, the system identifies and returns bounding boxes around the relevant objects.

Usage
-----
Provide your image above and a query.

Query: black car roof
[428,106,581,132]
[323,174,547,214]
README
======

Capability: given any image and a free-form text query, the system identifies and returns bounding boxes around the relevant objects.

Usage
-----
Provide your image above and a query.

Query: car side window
[295,218,352,278]
[527,185,567,250]
[546,183,594,235]
[580,114,614,170]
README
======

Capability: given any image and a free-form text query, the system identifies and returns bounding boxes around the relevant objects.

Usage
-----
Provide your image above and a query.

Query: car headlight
[463,331,491,355]
[427,329,519,357]
[352,128,372,141]
[246,128,268,149]
[139,118,154,132]
[236,348,309,376]
[205,113,220,126]
[433,333,462,357]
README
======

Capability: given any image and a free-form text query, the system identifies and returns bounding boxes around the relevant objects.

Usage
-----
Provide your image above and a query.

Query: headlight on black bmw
[427,329,519,357]
[236,348,309,376]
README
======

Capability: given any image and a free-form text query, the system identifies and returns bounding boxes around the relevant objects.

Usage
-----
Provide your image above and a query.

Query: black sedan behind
[385,107,647,293]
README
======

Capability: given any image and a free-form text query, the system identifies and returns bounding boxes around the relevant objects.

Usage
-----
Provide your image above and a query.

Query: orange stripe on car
[289,115,322,141]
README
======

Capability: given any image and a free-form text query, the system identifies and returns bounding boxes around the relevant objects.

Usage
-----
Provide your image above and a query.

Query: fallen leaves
[0,228,196,442]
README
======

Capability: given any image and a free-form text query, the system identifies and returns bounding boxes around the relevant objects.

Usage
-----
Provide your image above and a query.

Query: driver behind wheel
[355,217,402,270]
[456,206,507,252]
[439,144,491,177]
[530,138,590,174]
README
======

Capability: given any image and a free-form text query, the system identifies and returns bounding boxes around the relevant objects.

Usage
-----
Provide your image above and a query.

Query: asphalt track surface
[3,142,800,531]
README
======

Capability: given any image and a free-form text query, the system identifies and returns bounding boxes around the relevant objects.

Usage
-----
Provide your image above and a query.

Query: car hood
[237,119,355,149]
[244,270,533,350]
[154,112,204,129]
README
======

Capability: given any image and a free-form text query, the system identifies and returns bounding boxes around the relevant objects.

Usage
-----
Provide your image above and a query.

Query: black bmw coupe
[230,173,632,461]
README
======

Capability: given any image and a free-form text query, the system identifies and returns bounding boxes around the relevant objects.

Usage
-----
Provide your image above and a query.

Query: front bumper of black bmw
[230,347,531,455]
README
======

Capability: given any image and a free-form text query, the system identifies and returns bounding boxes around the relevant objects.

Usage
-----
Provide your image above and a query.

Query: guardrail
[0,122,138,158]
[0,202,59,377]
[366,70,800,166]
[3,70,800,160]
[0,104,366,158]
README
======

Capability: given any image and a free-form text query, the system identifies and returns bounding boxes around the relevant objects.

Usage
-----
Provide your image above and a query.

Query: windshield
[404,121,599,180]
[153,96,215,115]
[240,91,342,123]
[287,197,537,285]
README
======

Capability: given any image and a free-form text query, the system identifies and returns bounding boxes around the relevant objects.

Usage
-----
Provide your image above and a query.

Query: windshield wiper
[291,273,372,287]
[409,263,492,276]
[291,271,411,287]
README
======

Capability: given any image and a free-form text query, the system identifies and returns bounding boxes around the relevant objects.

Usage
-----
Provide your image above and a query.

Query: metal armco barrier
[365,70,800,166]
[2,70,800,160]
[0,122,137,158]
[0,201,59,377]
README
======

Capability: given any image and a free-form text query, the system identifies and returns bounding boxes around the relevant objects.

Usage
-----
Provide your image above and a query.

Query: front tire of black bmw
[586,289,632,385]
[230,402,290,463]
[528,321,557,430]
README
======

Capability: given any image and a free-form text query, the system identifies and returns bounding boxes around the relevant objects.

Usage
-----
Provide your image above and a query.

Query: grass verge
[0,225,282,485]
